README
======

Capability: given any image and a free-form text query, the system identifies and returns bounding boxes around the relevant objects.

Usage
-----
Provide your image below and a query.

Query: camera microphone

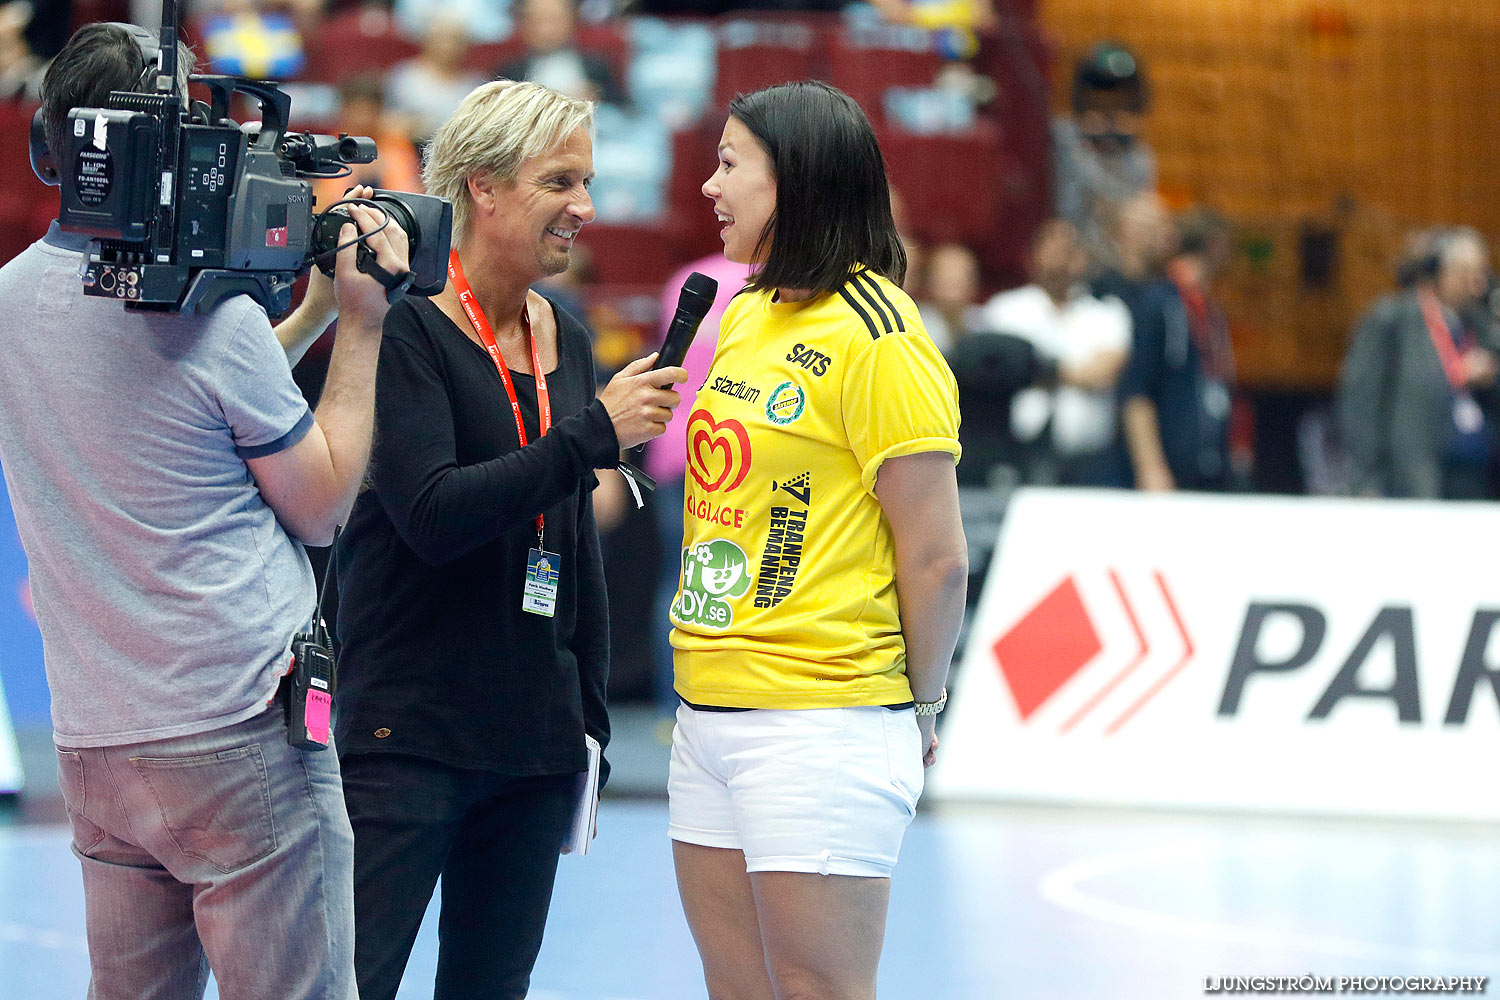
[617,270,720,497]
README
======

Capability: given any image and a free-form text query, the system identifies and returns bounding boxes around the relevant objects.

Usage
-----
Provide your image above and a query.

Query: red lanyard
[1418,288,1471,392]
[448,249,552,542]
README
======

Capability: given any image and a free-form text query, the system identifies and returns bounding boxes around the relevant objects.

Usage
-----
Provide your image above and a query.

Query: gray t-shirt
[1053,117,1157,274]
[0,226,316,747]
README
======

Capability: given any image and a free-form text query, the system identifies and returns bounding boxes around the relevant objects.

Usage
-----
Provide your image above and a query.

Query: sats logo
[687,408,752,494]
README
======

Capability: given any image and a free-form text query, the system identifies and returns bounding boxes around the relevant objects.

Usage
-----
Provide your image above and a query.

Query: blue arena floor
[2,795,1497,999]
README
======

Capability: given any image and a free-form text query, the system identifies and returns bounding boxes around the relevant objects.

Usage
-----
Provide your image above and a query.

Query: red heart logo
[687,408,752,493]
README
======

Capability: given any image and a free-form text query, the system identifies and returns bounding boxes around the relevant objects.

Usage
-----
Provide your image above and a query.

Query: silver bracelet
[913,688,948,716]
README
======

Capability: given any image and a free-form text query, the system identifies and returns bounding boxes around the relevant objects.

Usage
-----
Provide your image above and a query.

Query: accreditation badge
[522,548,561,617]
[1455,393,1485,435]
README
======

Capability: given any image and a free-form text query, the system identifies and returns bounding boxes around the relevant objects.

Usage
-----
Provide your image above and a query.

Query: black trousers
[340,752,576,1000]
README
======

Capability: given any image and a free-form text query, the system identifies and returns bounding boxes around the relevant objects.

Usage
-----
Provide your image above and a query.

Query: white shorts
[667,703,924,878]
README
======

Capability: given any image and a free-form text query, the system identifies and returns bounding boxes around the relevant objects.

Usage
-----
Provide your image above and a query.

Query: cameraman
[0,22,408,999]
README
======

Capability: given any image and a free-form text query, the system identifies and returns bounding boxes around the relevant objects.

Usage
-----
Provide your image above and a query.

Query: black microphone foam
[655,271,719,371]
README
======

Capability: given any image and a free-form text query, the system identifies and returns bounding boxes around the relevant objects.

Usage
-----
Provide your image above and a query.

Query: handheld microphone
[655,271,719,375]
[618,271,720,497]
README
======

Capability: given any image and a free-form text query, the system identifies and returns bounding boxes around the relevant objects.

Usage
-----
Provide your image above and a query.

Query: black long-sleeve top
[334,295,618,782]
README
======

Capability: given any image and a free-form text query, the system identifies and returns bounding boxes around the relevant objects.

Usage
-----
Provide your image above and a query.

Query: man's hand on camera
[600,353,689,450]
[333,186,410,334]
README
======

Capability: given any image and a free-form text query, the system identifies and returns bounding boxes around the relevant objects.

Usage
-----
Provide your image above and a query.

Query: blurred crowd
[908,42,1244,496]
[4,0,1498,705]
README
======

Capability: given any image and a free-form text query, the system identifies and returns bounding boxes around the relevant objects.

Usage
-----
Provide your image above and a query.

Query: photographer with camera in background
[0,20,410,999]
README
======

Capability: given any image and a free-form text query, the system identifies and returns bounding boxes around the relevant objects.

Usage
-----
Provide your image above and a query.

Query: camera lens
[371,196,418,254]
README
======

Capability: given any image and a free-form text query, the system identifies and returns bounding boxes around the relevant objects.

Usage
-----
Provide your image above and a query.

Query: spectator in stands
[496,0,626,108]
[866,0,997,62]
[0,2,44,98]
[915,242,982,353]
[386,15,485,143]
[984,219,1131,486]
[1054,41,1156,275]
[23,0,68,59]
[1111,194,1234,492]
[312,73,423,212]
[395,0,513,43]
[1339,226,1499,500]
[197,0,313,80]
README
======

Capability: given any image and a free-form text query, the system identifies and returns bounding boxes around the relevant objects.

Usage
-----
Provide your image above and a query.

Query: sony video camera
[28,3,451,315]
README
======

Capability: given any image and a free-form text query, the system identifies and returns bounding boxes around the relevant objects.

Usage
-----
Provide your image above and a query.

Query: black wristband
[361,252,415,304]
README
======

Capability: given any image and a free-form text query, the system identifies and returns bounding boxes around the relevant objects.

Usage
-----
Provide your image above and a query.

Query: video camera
[27,1,451,315]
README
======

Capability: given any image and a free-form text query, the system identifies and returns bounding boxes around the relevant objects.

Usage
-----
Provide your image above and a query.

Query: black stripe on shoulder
[858,272,906,332]
[837,287,883,340]
[849,276,894,335]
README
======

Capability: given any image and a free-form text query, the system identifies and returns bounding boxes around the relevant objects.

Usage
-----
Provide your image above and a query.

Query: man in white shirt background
[983,218,1132,486]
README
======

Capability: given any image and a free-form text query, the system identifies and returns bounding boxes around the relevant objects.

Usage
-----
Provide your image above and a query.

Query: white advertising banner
[0,674,19,793]
[928,487,1500,821]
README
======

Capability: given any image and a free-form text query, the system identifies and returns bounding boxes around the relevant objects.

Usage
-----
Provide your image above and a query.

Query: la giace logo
[686,408,752,493]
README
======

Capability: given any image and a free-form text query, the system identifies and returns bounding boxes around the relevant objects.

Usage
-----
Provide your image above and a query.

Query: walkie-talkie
[283,531,339,750]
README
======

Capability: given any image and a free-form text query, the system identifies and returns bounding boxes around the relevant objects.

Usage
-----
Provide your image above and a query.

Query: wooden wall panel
[1040,0,1500,390]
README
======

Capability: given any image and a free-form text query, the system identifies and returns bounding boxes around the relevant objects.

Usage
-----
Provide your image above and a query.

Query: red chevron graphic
[991,576,1101,720]
[1060,570,1146,733]
[1105,571,1195,734]
[991,569,1196,731]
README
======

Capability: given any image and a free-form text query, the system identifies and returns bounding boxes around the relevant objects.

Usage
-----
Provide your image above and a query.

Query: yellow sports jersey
[669,268,961,708]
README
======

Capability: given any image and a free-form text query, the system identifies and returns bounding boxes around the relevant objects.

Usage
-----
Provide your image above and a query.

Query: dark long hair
[729,81,906,295]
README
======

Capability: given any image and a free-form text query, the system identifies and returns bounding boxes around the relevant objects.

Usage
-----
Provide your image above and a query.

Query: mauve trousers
[56,701,356,1000]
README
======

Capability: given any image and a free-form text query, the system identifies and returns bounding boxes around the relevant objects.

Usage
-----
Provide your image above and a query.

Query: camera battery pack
[285,634,335,751]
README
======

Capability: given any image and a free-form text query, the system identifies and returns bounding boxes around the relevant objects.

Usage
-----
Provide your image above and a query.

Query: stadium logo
[687,409,752,494]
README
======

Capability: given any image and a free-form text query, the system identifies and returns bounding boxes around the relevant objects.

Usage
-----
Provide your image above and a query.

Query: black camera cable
[311,197,416,304]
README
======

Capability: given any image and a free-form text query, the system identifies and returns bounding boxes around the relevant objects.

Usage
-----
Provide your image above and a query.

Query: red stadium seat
[827,26,944,129]
[465,39,525,77]
[972,16,1054,284]
[575,22,632,89]
[980,143,1050,286]
[301,9,421,85]
[881,119,1004,248]
[575,222,680,287]
[712,16,831,110]
[665,120,725,263]
[0,102,59,267]
[70,0,130,32]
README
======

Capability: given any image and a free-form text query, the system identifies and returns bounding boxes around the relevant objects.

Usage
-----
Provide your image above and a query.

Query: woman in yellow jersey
[667,81,969,1000]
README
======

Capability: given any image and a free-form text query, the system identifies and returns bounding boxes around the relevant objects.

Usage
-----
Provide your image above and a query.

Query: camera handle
[194,75,293,152]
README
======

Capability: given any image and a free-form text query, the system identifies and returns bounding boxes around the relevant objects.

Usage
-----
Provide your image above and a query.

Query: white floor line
[1038,845,1499,968]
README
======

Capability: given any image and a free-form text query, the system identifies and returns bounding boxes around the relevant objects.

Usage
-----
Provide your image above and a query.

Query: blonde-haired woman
[333,80,687,1000]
